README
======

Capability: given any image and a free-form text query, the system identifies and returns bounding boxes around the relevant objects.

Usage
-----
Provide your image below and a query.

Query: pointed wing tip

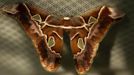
[108,7,125,20]
[1,4,19,15]
[1,2,30,15]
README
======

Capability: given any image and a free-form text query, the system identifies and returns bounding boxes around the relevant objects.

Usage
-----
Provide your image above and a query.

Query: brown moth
[2,3,124,74]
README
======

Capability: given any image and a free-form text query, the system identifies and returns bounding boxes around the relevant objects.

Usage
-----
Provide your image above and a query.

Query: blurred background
[0,0,134,75]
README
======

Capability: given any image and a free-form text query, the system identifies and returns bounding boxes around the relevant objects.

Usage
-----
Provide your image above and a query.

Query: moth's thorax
[44,15,86,28]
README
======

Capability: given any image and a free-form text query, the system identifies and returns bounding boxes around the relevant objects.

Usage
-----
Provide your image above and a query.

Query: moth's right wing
[2,3,62,72]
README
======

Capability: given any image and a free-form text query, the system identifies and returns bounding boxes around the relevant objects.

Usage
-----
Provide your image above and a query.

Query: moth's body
[1,3,124,75]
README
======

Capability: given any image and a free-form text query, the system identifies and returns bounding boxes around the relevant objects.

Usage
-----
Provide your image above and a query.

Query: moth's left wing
[71,6,124,74]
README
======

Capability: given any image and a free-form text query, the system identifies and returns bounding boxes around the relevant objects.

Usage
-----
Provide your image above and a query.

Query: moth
[2,3,124,74]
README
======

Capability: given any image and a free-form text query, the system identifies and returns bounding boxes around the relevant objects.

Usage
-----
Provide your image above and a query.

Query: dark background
[0,0,134,75]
